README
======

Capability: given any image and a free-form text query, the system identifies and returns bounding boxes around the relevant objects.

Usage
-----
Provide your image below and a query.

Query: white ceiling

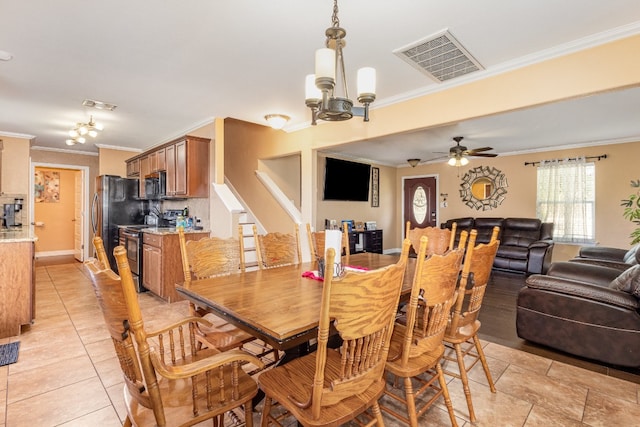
[1,1,640,166]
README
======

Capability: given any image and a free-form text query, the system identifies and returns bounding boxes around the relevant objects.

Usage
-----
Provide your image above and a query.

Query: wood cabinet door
[148,151,158,173]
[139,156,150,198]
[156,148,166,171]
[174,140,187,195]
[166,144,176,196]
[126,158,140,178]
[143,245,163,297]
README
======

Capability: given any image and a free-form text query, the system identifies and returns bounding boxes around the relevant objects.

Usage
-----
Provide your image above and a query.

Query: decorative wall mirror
[459,166,508,210]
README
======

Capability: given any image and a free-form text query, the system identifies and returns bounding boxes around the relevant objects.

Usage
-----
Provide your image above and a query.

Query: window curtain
[536,157,594,243]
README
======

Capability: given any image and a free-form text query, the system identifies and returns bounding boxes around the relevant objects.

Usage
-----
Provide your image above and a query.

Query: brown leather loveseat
[442,217,554,274]
[516,261,640,368]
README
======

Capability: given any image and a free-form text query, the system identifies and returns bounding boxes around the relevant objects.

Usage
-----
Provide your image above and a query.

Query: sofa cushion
[609,265,640,298]
[473,218,504,243]
[497,245,528,260]
[502,218,542,247]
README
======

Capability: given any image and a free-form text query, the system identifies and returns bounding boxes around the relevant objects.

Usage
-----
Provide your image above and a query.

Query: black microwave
[144,171,166,199]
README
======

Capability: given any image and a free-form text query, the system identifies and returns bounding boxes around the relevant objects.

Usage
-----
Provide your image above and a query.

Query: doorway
[403,176,439,237]
[30,162,90,261]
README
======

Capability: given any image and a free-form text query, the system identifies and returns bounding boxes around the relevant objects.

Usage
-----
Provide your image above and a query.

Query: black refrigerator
[91,175,145,271]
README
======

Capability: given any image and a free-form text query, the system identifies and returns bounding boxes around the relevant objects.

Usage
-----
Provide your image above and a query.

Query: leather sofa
[570,243,640,270]
[442,217,554,274]
[516,261,640,368]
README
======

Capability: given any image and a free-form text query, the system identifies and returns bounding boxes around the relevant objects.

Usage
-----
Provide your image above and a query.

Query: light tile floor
[1,261,639,426]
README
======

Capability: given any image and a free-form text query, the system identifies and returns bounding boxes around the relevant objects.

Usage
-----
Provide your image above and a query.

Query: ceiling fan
[446,136,497,166]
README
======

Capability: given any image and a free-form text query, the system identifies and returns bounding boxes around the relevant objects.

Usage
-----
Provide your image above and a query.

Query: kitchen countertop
[141,227,209,236]
[0,227,39,242]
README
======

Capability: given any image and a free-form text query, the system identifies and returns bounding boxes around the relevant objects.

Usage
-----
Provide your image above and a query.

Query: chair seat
[444,320,482,344]
[258,349,387,426]
[385,325,445,378]
[125,365,259,426]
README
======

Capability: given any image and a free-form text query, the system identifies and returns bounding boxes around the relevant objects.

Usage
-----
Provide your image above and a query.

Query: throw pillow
[609,265,640,297]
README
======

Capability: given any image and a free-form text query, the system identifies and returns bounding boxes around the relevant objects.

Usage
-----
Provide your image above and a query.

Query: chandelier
[66,115,104,145]
[305,0,376,126]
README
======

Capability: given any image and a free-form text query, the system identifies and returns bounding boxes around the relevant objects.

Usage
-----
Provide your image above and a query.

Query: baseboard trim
[35,250,75,258]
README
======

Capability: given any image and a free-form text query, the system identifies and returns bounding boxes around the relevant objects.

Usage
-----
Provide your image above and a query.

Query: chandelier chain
[331,0,340,28]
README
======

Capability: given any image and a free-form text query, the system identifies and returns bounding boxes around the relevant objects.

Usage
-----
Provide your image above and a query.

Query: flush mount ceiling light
[264,114,290,130]
[66,115,104,145]
[407,159,421,167]
[82,98,117,111]
[0,50,13,61]
[304,0,376,126]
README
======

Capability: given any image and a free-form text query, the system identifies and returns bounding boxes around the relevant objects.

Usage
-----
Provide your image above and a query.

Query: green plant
[621,179,640,245]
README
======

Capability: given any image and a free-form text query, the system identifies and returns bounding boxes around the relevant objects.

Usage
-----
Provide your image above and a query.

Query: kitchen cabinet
[126,158,140,177]
[0,240,35,338]
[138,155,150,199]
[164,136,209,198]
[125,135,209,199]
[142,230,209,302]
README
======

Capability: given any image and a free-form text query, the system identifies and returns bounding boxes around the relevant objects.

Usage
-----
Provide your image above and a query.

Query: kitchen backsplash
[161,198,210,230]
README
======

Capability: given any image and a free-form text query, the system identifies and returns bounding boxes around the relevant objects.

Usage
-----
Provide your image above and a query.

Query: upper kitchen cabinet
[125,135,210,199]
[126,157,140,178]
[165,136,209,198]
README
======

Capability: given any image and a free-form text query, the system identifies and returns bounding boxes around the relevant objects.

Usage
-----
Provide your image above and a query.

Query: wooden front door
[403,177,438,235]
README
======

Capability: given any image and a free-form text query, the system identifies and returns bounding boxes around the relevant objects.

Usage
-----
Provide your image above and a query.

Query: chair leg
[371,401,385,426]
[436,363,458,427]
[473,335,496,392]
[403,376,419,427]
[123,416,133,427]
[260,396,273,427]
[453,342,476,423]
[245,401,254,427]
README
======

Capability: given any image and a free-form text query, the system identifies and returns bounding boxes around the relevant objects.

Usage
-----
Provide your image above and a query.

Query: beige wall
[98,147,139,177]
[33,167,76,253]
[396,140,640,249]
[259,155,301,209]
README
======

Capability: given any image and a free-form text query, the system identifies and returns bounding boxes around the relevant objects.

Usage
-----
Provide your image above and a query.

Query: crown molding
[95,143,142,153]
[30,145,99,156]
[0,131,36,139]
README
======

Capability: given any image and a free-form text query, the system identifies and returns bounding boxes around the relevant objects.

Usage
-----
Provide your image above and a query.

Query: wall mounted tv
[323,157,371,201]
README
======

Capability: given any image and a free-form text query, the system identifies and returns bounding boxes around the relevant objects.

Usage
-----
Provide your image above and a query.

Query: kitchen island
[0,228,38,338]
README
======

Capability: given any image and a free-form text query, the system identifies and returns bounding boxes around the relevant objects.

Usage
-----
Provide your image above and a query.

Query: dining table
[175,252,415,358]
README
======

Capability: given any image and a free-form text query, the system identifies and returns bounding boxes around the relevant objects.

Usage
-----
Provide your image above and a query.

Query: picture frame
[371,167,379,207]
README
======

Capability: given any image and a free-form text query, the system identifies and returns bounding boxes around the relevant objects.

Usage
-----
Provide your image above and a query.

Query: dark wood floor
[480,270,640,384]
[36,255,640,384]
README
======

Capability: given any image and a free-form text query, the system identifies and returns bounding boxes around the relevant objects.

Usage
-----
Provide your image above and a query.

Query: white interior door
[74,170,84,261]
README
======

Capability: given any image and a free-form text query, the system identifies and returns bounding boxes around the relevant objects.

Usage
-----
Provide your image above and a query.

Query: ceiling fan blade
[467,146,494,153]
[470,152,498,157]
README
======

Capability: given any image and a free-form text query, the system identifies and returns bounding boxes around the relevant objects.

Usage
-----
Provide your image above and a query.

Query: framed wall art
[371,167,379,207]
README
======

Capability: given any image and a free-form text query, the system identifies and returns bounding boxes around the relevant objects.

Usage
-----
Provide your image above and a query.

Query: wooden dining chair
[258,239,411,426]
[177,229,279,367]
[381,234,466,427]
[443,227,500,423]
[306,223,350,265]
[405,220,458,256]
[86,238,264,427]
[253,223,302,269]
[93,235,110,269]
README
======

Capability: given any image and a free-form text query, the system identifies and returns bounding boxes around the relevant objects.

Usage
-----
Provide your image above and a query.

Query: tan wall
[30,149,99,193]
[224,119,298,233]
[259,155,301,209]
[33,167,76,253]
[396,140,640,249]
[315,155,398,248]
[99,147,139,176]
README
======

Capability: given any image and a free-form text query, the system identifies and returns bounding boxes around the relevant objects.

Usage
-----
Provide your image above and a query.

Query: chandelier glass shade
[66,115,103,145]
[305,0,376,125]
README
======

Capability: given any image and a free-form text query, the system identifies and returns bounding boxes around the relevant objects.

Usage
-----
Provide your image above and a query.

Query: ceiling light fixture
[407,158,421,167]
[264,114,290,130]
[448,156,469,167]
[304,0,376,126]
[0,50,13,61]
[65,115,103,145]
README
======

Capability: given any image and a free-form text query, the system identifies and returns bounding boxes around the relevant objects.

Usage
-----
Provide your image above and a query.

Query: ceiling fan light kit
[305,0,376,126]
[446,136,496,166]
[65,115,103,146]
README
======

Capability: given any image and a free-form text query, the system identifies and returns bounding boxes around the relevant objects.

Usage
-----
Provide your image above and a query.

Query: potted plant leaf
[621,179,640,245]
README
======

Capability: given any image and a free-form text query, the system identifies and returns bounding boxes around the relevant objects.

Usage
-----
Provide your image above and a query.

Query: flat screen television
[323,157,371,201]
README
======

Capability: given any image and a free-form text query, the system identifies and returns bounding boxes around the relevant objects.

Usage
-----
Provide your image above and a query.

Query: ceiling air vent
[394,29,484,83]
